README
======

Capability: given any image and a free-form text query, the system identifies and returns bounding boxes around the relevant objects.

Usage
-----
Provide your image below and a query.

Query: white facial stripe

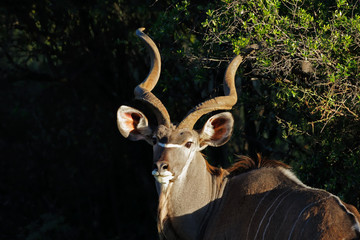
[158,142,182,148]
[177,147,196,182]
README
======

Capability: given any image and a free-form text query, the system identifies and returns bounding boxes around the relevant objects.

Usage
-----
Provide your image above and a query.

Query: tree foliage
[201,0,360,206]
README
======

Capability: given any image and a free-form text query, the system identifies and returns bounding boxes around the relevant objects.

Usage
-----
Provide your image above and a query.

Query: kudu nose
[154,162,169,173]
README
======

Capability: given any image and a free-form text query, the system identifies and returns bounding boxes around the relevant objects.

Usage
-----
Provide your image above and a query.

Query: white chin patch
[152,169,174,185]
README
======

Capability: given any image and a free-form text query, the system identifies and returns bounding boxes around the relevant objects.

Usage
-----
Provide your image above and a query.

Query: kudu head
[117,28,243,190]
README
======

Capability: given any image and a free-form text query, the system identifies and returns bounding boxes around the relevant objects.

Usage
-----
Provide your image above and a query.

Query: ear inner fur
[124,112,140,131]
[210,117,230,141]
[200,112,234,148]
[117,105,152,141]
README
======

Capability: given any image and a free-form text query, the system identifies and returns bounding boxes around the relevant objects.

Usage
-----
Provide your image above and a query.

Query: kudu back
[117,28,360,240]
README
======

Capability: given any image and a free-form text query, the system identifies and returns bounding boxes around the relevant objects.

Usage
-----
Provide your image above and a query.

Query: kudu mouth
[152,169,174,185]
[152,161,174,185]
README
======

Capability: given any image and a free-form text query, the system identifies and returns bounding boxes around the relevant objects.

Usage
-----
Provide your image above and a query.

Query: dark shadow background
[1,0,165,239]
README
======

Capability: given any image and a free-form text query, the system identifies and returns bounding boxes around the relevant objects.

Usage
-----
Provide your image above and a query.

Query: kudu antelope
[117,28,360,240]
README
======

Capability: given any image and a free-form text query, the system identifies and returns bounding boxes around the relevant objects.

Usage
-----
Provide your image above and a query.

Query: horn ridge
[134,28,171,127]
[177,50,253,129]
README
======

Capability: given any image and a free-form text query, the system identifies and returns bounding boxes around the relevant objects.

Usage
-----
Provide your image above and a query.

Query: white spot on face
[152,169,174,186]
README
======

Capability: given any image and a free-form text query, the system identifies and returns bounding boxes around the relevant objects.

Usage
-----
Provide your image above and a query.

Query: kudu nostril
[162,163,168,170]
[155,162,169,172]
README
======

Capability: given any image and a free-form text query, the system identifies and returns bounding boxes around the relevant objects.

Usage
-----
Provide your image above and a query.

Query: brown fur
[344,202,360,222]
[205,154,291,178]
[204,159,225,177]
[203,167,360,240]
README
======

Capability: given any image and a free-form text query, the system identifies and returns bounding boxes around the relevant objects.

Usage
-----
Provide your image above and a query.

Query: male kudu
[117,28,360,240]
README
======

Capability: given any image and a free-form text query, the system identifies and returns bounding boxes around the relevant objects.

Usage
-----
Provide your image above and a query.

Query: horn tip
[136,27,146,35]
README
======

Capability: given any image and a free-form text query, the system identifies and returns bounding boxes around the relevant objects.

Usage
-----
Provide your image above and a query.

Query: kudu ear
[117,105,153,142]
[199,112,234,150]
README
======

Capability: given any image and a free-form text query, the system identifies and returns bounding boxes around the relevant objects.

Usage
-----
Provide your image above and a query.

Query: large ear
[117,105,153,142]
[199,112,234,150]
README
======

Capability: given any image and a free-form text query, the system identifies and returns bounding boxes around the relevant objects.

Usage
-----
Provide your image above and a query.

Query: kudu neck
[158,152,228,240]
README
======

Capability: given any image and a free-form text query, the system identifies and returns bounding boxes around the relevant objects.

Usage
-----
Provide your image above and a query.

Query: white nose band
[158,142,182,148]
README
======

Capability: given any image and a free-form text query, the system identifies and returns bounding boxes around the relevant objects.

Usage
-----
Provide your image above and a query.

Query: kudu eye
[185,141,193,149]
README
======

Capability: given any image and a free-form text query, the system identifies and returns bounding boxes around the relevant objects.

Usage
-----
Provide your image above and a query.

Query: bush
[200,0,360,207]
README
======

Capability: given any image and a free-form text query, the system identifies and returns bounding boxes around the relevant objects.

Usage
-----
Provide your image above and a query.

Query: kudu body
[117,28,360,240]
